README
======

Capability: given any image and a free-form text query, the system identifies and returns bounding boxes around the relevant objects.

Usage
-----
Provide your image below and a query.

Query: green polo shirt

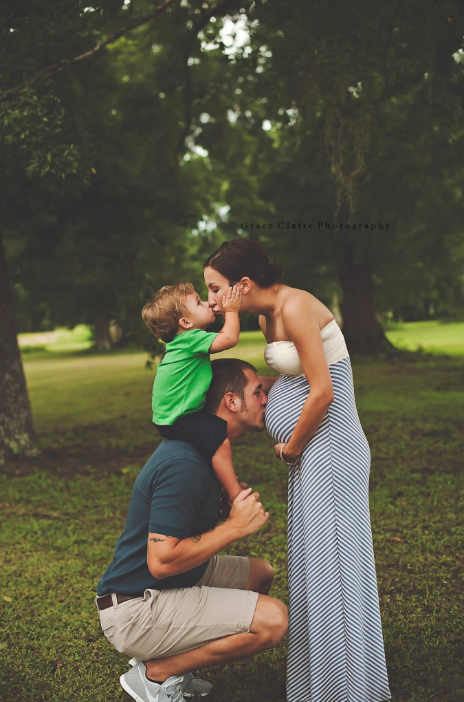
[152,329,218,426]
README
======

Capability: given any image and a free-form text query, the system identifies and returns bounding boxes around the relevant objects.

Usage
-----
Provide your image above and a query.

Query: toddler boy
[142,282,242,503]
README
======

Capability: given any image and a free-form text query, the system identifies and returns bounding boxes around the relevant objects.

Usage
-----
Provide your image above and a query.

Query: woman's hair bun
[262,261,284,286]
[204,237,284,288]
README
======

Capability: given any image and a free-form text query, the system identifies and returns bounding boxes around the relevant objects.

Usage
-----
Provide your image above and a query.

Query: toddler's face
[183,290,216,329]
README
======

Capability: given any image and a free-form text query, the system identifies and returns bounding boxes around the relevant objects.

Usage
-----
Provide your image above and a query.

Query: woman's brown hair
[203,238,283,288]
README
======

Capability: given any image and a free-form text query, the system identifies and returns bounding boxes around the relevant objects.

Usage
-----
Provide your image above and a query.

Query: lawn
[1,328,464,701]
[386,319,464,356]
[16,317,464,359]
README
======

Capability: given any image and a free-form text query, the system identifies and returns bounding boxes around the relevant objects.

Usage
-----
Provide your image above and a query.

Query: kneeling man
[96,358,288,702]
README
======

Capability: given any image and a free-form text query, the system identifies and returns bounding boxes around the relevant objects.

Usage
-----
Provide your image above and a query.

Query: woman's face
[204,266,235,315]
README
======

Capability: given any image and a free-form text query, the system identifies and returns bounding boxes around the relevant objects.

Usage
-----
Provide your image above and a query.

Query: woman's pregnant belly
[265,360,371,481]
[265,374,310,444]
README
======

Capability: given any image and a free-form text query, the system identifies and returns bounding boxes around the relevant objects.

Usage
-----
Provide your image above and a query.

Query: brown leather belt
[96,593,137,611]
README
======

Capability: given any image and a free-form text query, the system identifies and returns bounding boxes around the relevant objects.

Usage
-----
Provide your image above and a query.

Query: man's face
[236,368,268,432]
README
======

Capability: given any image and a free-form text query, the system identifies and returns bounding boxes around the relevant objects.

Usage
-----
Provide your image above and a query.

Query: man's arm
[147,488,268,579]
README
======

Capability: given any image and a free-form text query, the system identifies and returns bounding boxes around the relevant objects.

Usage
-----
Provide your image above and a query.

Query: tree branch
[382,0,406,94]
[175,0,251,155]
[0,0,178,103]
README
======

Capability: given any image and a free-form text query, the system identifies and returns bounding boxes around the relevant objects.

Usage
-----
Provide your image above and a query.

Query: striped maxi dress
[264,320,391,702]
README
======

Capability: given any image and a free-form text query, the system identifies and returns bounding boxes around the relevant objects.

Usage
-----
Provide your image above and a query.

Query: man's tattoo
[192,527,215,544]
[149,535,174,544]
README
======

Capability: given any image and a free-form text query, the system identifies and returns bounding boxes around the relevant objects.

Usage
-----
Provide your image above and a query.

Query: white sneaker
[120,663,185,702]
[128,658,212,697]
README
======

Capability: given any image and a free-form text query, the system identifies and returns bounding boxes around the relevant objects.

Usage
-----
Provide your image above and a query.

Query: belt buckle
[96,594,112,611]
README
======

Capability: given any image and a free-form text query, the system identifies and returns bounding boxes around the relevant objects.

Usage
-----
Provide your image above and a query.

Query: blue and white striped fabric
[265,356,391,702]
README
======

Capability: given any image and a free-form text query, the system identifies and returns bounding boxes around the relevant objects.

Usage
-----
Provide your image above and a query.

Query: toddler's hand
[220,494,231,520]
[222,285,241,313]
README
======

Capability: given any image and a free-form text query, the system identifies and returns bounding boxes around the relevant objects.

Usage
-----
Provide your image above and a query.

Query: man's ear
[239,277,252,295]
[178,317,193,331]
[223,392,239,413]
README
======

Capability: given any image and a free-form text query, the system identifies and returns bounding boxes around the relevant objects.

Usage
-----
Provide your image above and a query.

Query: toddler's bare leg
[211,438,241,501]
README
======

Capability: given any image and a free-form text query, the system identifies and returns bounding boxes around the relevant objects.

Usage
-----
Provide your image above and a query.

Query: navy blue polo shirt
[97,440,222,596]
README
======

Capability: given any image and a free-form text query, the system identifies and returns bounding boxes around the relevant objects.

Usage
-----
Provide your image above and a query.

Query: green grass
[385,319,464,356]
[18,324,94,359]
[1,330,464,701]
[17,317,464,360]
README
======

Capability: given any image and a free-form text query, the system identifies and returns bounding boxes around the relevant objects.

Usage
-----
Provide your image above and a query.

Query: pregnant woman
[204,238,391,702]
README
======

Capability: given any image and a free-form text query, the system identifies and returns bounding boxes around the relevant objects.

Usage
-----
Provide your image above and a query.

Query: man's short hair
[142,282,194,343]
[206,358,257,413]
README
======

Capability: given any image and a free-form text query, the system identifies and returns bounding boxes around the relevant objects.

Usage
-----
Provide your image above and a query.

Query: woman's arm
[257,316,278,394]
[278,300,334,463]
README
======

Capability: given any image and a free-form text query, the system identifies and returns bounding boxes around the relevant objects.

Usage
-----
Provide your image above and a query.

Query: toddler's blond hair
[142,282,194,343]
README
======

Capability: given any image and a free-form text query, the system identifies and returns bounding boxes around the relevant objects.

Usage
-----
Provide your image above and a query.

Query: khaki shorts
[97,555,258,660]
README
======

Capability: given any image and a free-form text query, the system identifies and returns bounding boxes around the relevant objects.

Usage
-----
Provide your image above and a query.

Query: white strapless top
[264,319,349,376]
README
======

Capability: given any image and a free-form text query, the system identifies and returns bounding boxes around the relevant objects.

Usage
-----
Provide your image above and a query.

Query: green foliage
[17,325,94,360]
[2,0,464,341]
[144,335,166,369]
[1,0,227,337]
[204,0,464,315]
[2,90,88,182]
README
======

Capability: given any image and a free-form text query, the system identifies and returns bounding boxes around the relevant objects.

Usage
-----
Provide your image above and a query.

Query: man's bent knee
[246,558,275,594]
[250,595,288,648]
[266,599,288,646]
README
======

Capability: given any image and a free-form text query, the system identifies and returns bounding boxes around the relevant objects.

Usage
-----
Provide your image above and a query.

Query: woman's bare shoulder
[280,286,318,313]
[280,287,334,328]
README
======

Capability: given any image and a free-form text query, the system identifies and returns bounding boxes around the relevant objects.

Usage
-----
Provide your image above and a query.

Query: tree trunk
[94,311,112,351]
[337,240,394,356]
[0,233,39,465]
[109,322,123,346]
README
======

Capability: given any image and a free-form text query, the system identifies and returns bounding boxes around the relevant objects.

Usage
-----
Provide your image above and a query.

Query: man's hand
[147,488,269,580]
[222,285,242,314]
[229,487,269,537]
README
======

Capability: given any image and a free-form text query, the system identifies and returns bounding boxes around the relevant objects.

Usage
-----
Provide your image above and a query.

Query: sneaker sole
[120,673,145,702]
[127,659,210,697]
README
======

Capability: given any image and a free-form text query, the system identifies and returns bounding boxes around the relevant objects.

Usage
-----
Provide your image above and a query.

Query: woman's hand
[274,442,300,465]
